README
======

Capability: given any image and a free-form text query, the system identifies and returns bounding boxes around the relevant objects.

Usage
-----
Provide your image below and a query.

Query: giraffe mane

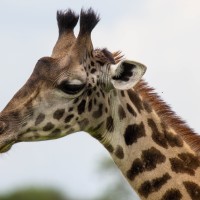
[135,80,200,155]
[93,49,124,65]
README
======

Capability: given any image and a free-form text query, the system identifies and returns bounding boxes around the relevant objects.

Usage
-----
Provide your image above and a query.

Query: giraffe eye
[58,81,85,95]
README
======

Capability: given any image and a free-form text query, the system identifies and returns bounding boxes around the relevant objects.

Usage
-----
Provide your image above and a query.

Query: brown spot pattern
[127,90,143,113]
[43,122,54,131]
[35,113,45,126]
[127,147,166,181]
[148,119,183,149]
[124,122,146,145]
[68,107,73,112]
[138,173,171,198]
[143,101,152,113]
[100,89,105,98]
[115,145,124,159]
[121,91,125,97]
[148,119,168,149]
[105,107,108,113]
[73,97,79,104]
[92,103,103,118]
[161,189,182,200]
[64,114,74,123]
[106,116,114,132]
[77,100,86,115]
[90,68,96,73]
[127,158,143,181]
[126,103,137,117]
[91,61,94,66]
[88,99,93,112]
[170,153,200,175]
[118,105,126,120]
[184,181,200,200]
[142,147,166,170]
[87,89,92,96]
[165,131,183,147]
[53,109,65,120]
[105,143,114,153]
[179,153,200,169]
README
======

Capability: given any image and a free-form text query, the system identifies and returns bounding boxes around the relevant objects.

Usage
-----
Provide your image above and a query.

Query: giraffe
[0,8,200,200]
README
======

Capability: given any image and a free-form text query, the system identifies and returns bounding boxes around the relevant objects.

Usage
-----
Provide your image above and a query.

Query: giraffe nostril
[0,121,7,134]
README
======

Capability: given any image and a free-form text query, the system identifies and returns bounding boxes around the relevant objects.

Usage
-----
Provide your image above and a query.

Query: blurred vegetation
[95,158,136,200]
[0,188,67,200]
[0,157,138,200]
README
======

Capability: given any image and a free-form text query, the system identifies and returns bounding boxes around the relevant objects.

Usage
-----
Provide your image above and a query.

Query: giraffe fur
[0,8,200,200]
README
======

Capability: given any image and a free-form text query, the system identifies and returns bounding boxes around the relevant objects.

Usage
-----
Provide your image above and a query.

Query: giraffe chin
[0,133,16,153]
[0,143,13,153]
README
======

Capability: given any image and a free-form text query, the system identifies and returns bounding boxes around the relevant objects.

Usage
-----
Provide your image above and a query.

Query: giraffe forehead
[30,48,117,90]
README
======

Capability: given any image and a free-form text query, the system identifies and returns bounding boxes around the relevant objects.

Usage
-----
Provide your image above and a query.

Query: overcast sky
[0,1,200,199]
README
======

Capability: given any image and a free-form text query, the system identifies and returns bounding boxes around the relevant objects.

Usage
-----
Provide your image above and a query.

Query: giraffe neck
[90,83,200,200]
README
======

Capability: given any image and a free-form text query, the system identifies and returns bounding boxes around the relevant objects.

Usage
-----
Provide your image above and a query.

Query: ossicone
[79,8,100,35]
[57,9,79,36]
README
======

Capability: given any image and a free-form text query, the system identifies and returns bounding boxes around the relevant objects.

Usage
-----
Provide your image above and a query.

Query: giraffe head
[0,8,146,153]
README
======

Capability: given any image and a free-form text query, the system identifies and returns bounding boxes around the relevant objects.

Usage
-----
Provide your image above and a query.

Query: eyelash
[58,81,85,95]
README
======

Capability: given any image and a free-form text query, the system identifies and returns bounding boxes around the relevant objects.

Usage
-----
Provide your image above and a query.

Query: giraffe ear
[110,60,146,90]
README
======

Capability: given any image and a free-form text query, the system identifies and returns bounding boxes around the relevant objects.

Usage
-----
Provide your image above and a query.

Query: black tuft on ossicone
[57,9,79,35]
[79,8,100,34]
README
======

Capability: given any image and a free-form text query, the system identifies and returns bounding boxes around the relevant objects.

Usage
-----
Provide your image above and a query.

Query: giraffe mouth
[0,117,17,153]
[0,142,14,153]
[0,137,15,153]
[0,128,16,153]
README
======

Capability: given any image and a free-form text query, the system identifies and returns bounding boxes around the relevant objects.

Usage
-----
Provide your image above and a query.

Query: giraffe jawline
[0,143,13,153]
[0,134,16,153]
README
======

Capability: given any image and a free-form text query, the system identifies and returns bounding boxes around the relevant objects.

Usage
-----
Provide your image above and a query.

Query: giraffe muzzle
[0,121,7,134]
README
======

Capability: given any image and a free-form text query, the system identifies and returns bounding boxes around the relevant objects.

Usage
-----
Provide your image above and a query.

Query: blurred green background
[0,158,136,200]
